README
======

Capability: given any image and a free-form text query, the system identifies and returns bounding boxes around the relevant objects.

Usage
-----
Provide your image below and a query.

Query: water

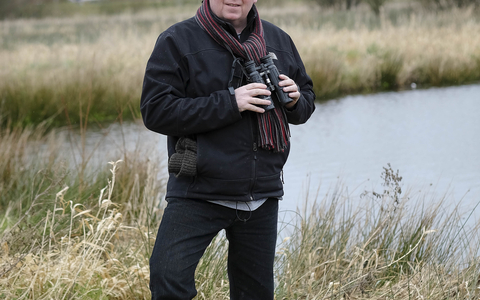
[284,84,480,214]
[79,84,480,219]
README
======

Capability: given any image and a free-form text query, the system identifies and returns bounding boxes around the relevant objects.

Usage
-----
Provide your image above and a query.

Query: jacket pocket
[196,124,251,180]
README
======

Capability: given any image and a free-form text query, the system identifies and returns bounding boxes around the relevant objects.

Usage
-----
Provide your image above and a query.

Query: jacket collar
[210,5,257,41]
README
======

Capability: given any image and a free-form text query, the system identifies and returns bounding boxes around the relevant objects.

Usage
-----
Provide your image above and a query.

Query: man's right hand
[234,83,272,113]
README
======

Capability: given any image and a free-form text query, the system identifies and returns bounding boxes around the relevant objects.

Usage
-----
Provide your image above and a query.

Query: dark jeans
[149,198,279,300]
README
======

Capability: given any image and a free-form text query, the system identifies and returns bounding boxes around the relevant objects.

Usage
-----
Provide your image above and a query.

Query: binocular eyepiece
[244,54,294,111]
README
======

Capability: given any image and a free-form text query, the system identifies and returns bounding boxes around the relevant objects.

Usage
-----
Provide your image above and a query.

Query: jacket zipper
[249,113,257,201]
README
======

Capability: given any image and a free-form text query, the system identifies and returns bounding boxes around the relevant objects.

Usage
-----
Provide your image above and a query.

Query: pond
[79,84,480,220]
[284,84,480,214]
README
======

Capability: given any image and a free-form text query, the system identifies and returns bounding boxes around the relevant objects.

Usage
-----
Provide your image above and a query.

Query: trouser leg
[226,198,279,300]
[149,198,230,300]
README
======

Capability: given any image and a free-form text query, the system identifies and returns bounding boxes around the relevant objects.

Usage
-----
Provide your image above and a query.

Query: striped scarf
[195,0,290,152]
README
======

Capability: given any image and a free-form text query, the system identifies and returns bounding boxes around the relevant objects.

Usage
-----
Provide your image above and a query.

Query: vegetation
[0,0,196,20]
[1,2,480,129]
[364,0,389,15]
[312,0,480,15]
[4,0,479,20]
[418,0,480,9]
[0,127,479,299]
[0,0,290,20]
[1,2,480,298]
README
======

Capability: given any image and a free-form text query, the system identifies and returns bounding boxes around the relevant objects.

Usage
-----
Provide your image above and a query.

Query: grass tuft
[1,130,479,299]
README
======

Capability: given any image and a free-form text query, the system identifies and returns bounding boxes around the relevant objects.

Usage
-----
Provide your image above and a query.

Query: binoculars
[244,55,293,111]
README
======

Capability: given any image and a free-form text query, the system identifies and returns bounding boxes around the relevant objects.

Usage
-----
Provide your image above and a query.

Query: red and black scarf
[195,0,290,152]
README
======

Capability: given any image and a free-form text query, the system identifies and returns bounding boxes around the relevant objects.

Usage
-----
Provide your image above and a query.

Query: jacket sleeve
[140,32,242,137]
[283,37,316,125]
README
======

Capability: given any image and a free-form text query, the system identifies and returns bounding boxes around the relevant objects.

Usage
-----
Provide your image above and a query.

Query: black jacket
[140,14,316,202]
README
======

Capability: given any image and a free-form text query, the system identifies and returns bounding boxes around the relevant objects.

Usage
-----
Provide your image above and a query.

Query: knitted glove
[168,137,197,177]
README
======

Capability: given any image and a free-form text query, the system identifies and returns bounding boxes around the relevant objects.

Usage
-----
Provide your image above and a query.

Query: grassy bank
[288,6,480,99]
[1,3,480,128]
[0,125,165,297]
[0,0,288,20]
[0,0,197,20]
[1,127,480,299]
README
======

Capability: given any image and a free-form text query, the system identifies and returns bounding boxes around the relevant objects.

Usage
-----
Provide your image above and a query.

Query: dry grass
[0,125,167,299]
[287,6,480,99]
[275,185,480,299]
[272,165,480,299]
[0,7,196,128]
[1,129,479,299]
[0,161,155,299]
[1,3,480,127]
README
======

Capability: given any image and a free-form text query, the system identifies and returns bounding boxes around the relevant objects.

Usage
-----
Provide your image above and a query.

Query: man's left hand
[278,74,300,109]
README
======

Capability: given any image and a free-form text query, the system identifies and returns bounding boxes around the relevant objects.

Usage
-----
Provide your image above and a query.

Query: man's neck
[232,21,247,35]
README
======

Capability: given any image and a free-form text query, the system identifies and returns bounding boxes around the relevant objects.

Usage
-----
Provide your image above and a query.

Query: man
[140,0,315,299]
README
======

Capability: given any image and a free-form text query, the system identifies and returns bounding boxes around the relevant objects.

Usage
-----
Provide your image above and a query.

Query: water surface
[284,84,480,216]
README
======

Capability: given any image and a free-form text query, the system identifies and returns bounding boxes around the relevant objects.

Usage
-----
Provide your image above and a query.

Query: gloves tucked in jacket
[168,137,197,177]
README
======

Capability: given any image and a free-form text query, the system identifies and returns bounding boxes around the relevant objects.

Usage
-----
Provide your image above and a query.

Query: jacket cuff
[284,96,301,115]
[228,89,242,116]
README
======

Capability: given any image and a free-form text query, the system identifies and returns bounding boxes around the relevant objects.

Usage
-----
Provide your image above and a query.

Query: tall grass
[1,3,480,128]
[286,5,480,99]
[0,124,166,298]
[274,166,480,299]
[0,122,166,237]
[1,128,479,299]
[0,0,291,20]
[0,6,200,129]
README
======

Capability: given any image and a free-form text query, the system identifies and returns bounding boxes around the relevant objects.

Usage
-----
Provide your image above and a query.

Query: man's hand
[235,83,272,113]
[278,74,300,109]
